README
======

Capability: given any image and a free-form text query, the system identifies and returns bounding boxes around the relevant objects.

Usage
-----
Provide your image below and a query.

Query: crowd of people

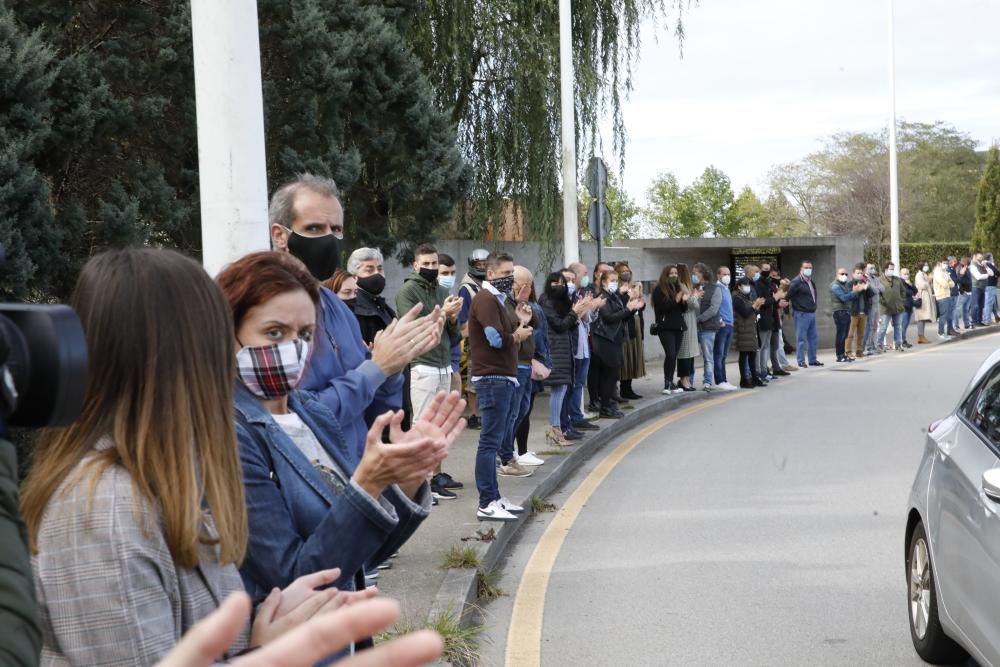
[7,169,997,665]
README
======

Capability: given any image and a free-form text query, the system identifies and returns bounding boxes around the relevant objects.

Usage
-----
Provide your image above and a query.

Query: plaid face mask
[236,339,310,399]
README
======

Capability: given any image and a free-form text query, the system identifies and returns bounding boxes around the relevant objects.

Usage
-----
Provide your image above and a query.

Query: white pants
[409,365,453,419]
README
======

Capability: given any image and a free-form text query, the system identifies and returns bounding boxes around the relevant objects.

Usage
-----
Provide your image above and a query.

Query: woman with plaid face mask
[217,252,466,653]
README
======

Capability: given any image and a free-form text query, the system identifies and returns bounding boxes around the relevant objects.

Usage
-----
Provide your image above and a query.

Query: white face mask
[838,274,848,283]
[740,285,751,294]
[721,275,731,286]
[438,274,456,290]
[803,268,813,277]
[886,269,895,277]
[922,266,929,272]
[692,275,701,285]
[607,281,619,292]
[567,282,576,296]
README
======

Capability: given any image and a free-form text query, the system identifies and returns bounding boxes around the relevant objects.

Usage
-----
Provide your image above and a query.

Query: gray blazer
[33,449,248,665]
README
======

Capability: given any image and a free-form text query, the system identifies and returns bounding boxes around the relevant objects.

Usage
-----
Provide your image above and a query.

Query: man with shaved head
[830,266,866,362]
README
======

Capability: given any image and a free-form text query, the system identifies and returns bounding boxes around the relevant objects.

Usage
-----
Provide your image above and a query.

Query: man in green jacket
[0,437,41,665]
[876,261,907,352]
[396,243,464,499]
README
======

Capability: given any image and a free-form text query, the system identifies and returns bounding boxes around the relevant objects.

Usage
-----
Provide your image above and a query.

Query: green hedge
[864,242,973,271]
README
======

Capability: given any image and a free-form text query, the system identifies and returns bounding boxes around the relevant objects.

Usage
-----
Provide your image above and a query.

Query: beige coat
[931,267,955,301]
[914,270,938,322]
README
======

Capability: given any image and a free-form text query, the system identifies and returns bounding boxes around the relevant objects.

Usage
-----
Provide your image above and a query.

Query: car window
[962,367,1000,446]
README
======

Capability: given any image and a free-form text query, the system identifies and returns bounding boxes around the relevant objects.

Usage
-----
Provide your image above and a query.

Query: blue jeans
[713,325,733,383]
[699,330,717,385]
[833,310,851,358]
[474,377,519,508]
[549,384,569,428]
[937,296,954,335]
[953,293,971,330]
[503,366,533,463]
[984,287,997,324]
[972,287,985,325]
[793,311,818,364]
[901,310,912,343]
[567,356,590,425]
[877,312,903,348]
[864,306,880,353]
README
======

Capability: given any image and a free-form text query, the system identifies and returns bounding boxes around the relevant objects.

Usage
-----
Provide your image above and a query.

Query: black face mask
[419,267,439,284]
[491,276,514,294]
[343,297,358,310]
[548,284,568,299]
[356,273,386,296]
[286,231,342,281]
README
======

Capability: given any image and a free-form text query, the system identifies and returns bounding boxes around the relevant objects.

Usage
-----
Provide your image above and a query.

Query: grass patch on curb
[530,496,557,513]
[377,605,485,667]
[537,449,570,456]
[476,567,505,601]
[441,545,480,570]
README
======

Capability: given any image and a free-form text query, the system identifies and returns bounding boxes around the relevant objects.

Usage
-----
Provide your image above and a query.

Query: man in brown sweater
[468,252,534,521]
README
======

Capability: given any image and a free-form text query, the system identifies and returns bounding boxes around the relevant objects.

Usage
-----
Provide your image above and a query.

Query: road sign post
[587,157,610,265]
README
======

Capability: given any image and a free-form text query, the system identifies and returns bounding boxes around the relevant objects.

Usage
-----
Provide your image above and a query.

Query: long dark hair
[676,263,692,292]
[543,271,571,314]
[657,264,679,299]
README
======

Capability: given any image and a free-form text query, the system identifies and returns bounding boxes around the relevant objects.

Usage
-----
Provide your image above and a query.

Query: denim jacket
[233,382,431,601]
[299,287,404,465]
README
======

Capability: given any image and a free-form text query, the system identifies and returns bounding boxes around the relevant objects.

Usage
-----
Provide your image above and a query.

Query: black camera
[0,304,88,429]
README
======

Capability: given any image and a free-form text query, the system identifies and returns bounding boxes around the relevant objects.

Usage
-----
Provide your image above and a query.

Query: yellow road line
[504,393,746,667]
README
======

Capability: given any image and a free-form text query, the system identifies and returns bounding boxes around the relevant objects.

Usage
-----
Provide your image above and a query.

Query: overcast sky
[606,0,1000,203]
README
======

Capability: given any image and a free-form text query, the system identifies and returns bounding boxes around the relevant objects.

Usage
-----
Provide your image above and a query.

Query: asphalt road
[484,334,1000,666]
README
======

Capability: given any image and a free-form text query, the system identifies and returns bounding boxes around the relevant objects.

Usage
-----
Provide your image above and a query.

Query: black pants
[738,351,758,382]
[592,353,621,408]
[833,310,851,358]
[657,329,684,387]
[677,357,695,378]
[514,386,537,456]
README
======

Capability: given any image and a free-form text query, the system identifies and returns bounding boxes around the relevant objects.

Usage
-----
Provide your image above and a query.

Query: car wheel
[907,521,968,664]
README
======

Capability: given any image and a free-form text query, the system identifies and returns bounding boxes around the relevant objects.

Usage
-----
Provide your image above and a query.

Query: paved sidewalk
[376,321,996,631]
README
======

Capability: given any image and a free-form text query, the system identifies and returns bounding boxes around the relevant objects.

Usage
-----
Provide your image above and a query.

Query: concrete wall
[376,237,867,360]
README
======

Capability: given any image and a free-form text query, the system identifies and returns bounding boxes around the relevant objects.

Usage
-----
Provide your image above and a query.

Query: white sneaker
[703,383,714,392]
[499,497,525,514]
[477,499,518,522]
[517,452,545,466]
[717,382,739,392]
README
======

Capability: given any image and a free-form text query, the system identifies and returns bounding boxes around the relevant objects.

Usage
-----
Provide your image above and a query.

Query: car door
[933,365,1000,659]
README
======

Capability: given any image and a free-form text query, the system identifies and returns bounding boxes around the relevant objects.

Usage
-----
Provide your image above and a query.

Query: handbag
[649,321,661,336]
[530,358,551,381]
[913,297,923,309]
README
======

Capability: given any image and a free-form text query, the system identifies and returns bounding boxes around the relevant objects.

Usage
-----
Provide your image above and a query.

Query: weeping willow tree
[405,0,690,245]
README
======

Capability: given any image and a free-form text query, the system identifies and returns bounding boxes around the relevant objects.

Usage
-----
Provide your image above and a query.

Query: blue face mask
[692,275,701,285]
[438,274,456,290]
[580,275,591,288]
[568,283,577,297]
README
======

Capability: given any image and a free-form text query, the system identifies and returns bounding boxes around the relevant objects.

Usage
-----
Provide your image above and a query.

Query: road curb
[426,388,716,627]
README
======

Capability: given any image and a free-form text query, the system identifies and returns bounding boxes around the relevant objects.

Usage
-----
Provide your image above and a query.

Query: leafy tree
[972,146,1000,253]
[580,171,641,241]
[763,191,811,237]
[728,187,767,237]
[643,171,706,238]
[405,1,691,243]
[691,166,737,237]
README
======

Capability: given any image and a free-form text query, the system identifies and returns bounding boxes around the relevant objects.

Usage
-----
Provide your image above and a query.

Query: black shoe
[798,362,808,368]
[902,341,913,349]
[562,428,584,440]
[466,415,481,430]
[836,356,847,363]
[599,408,624,419]
[621,390,643,400]
[740,379,753,389]
[681,384,697,392]
[431,485,457,500]
[809,361,824,367]
[433,472,463,490]
[432,497,439,506]
[587,403,602,413]
[772,369,791,376]
[572,421,599,431]
[613,395,629,404]
[753,377,768,387]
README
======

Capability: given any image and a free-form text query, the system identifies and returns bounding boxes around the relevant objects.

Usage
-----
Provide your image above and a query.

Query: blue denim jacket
[299,287,404,464]
[233,382,431,601]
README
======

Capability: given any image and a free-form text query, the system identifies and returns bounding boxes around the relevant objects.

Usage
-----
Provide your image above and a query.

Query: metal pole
[887,0,900,268]
[190,0,271,277]
[558,0,580,267]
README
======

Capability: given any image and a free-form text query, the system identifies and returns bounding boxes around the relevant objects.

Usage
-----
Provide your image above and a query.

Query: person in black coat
[540,272,584,443]
[651,264,689,394]
[591,268,643,418]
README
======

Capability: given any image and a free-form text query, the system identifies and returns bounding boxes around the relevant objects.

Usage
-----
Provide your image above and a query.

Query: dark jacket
[507,298,538,366]
[651,284,688,331]
[753,276,776,331]
[395,272,460,369]
[234,384,430,601]
[697,282,723,332]
[351,288,395,346]
[849,279,872,316]
[881,276,906,315]
[787,274,818,313]
[948,266,961,296]
[0,438,40,666]
[731,290,759,352]
[539,293,577,386]
[902,279,918,312]
[592,288,632,367]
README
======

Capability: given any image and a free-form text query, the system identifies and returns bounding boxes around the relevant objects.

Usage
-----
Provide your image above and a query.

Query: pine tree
[972,146,1000,254]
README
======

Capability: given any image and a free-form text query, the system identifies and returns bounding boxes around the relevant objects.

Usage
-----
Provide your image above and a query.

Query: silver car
[906,348,1000,665]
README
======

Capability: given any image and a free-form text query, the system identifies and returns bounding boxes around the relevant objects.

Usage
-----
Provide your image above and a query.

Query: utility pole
[558,0,580,267]
[190,0,271,277]
[887,0,900,268]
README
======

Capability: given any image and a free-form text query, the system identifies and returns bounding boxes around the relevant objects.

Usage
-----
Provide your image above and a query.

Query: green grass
[530,495,557,513]
[377,605,485,667]
[440,545,480,570]
[476,567,505,601]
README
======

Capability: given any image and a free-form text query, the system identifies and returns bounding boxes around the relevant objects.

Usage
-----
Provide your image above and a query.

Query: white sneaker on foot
[499,497,525,514]
[477,499,518,522]
[517,452,545,466]
[717,382,739,391]
[498,460,534,477]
